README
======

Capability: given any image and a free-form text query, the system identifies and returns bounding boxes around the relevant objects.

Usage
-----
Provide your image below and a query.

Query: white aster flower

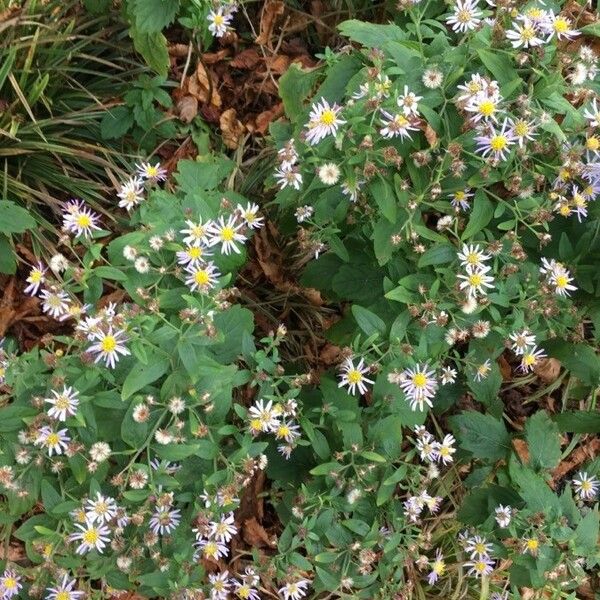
[35,426,70,456]
[184,262,220,293]
[45,574,85,600]
[279,579,310,600]
[465,556,494,577]
[457,243,491,271]
[542,12,579,41]
[305,98,346,145]
[117,177,145,211]
[397,85,422,116]
[474,119,516,161]
[208,215,246,255]
[85,492,118,524]
[209,512,238,543]
[49,253,69,273]
[434,434,456,464]
[248,399,280,433]
[136,161,167,182]
[176,244,211,267]
[0,570,22,599]
[422,68,444,89]
[40,288,72,319]
[506,18,544,48]
[510,117,536,148]
[62,201,101,238]
[519,345,546,373]
[209,571,231,600]
[509,329,536,355]
[379,110,418,140]
[494,504,512,527]
[338,357,374,395]
[427,549,446,585]
[180,219,213,246]
[399,363,438,411]
[88,327,130,368]
[237,203,264,229]
[89,442,111,463]
[24,262,46,296]
[70,519,111,554]
[149,506,181,535]
[207,7,232,38]
[572,471,599,500]
[457,265,495,297]
[446,0,482,33]
[45,386,79,421]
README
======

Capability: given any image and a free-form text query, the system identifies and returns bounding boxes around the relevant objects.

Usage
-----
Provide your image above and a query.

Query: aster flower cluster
[117,161,166,211]
[246,398,301,459]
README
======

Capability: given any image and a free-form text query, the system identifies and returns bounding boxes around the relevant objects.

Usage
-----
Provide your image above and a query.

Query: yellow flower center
[478,100,496,117]
[56,592,70,600]
[555,275,568,288]
[347,369,363,384]
[319,110,336,126]
[522,26,535,41]
[581,480,592,491]
[204,541,218,557]
[249,418,262,432]
[220,227,235,242]
[523,354,536,366]
[194,270,210,285]
[76,214,92,228]
[30,270,43,282]
[3,578,17,589]
[475,542,486,553]
[559,204,571,216]
[277,425,290,438]
[554,18,568,33]
[474,561,487,572]
[147,166,158,177]
[433,560,446,575]
[469,273,483,286]
[586,136,599,151]
[83,528,99,544]
[468,82,482,93]
[47,433,60,446]
[213,14,225,26]
[101,335,117,353]
[457,8,472,23]
[466,252,479,264]
[526,538,538,550]
[514,121,529,136]
[55,395,70,410]
[188,247,202,259]
[412,373,427,388]
[490,135,507,151]
[455,191,465,200]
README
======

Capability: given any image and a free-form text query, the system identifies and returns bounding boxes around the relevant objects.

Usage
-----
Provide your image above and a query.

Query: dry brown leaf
[220,108,246,149]
[243,517,275,548]
[424,123,438,147]
[168,43,189,58]
[533,357,561,384]
[176,95,198,123]
[188,62,221,107]
[255,0,284,47]
[251,102,283,135]
[230,48,262,70]
[202,49,230,64]
[498,354,512,381]
[319,343,342,366]
[552,437,600,485]
[512,439,530,465]
[264,54,290,75]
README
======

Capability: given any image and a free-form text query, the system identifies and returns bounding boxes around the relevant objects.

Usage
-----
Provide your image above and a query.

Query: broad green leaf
[0,235,16,274]
[417,244,456,267]
[508,455,561,514]
[573,508,599,555]
[175,158,235,194]
[450,411,510,461]
[0,201,36,234]
[121,355,170,400]
[351,305,386,338]
[553,411,600,433]
[369,176,396,223]
[338,20,405,47]
[525,411,561,471]
[131,29,169,76]
[544,340,600,386]
[134,0,180,33]
[462,190,493,239]
[100,106,134,139]
[278,63,320,120]
[476,48,520,87]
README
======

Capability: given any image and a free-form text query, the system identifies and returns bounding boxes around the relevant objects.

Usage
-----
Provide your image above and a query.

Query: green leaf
[580,23,600,38]
[573,508,599,555]
[462,190,493,239]
[278,63,320,120]
[0,236,16,274]
[94,266,127,281]
[385,285,416,304]
[41,480,62,512]
[458,485,522,525]
[525,411,561,471]
[121,355,170,400]
[553,411,600,433]
[467,360,502,407]
[121,402,149,448]
[351,305,386,338]
[508,455,561,514]
[476,48,520,87]
[131,29,169,76]
[544,340,600,386]
[316,566,340,591]
[450,411,510,461]
[156,440,218,460]
[134,0,179,33]
[175,157,235,194]
[338,20,405,47]
[417,244,456,267]
[100,106,134,139]
[0,201,36,233]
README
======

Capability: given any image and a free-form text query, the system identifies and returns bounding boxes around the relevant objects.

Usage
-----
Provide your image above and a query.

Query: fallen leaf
[230,48,262,70]
[424,123,438,147]
[255,0,284,47]
[243,517,275,548]
[512,438,530,465]
[533,358,561,384]
[498,354,512,380]
[250,102,283,135]
[176,95,198,123]
[202,49,230,64]
[187,62,221,107]
[220,108,246,150]
[551,437,600,485]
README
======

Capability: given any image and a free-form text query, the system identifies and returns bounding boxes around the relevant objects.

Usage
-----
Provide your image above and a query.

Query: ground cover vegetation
[0,0,599,599]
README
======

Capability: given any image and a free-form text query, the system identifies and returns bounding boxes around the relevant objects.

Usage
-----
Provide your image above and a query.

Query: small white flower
[208,215,247,255]
[136,161,167,182]
[572,471,599,500]
[45,574,85,600]
[474,359,492,381]
[465,556,494,578]
[440,366,457,384]
[434,434,456,464]
[24,262,46,296]
[209,571,231,600]
[89,442,111,463]
[457,265,495,298]
[427,549,446,585]
[274,420,301,443]
[305,98,346,145]
[294,205,314,223]
[70,519,111,554]
[457,243,491,271]
[278,579,310,600]
[509,329,536,355]
[338,357,374,395]
[123,245,137,261]
[237,203,264,229]
[446,0,482,33]
[519,345,546,373]
[0,570,22,599]
[274,166,303,190]
[209,512,238,543]
[180,219,213,246]
[45,386,79,421]
[184,262,220,293]
[465,535,494,559]
[149,506,181,535]
[248,399,280,433]
[85,492,117,524]
[422,68,444,89]
[195,538,229,561]
[379,110,418,140]
[134,257,150,273]
[62,200,101,238]
[506,18,544,48]
[207,7,232,38]
[397,85,422,116]
[317,163,340,185]
[474,118,516,161]
[88,328,130,369]
[49,253,69,273]
[495,504,512,527]
[117,177,145,211]
[35,426,70,456]
[399,363,438,411]
[40,288,72,319]
[542,12,579,41]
